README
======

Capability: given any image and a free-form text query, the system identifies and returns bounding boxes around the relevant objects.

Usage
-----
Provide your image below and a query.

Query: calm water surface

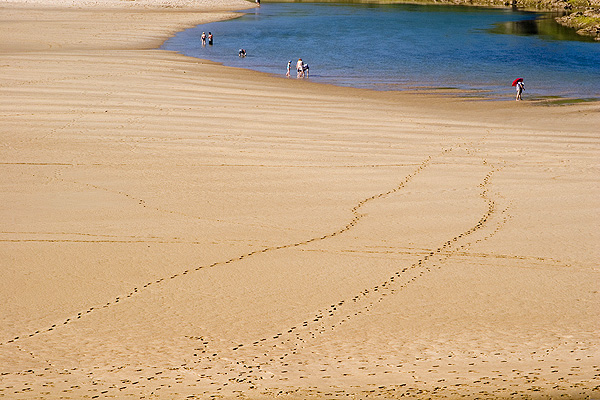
[162,3,600,99]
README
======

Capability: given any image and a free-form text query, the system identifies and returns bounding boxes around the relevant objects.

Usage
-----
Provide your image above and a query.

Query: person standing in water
[516,80,525,101]
[201,32,206,46]
[286,60,291,77]
[296,58,304,78]
[208,32,213,46]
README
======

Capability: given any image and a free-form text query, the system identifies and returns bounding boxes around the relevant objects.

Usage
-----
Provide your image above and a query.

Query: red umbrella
[512,78,523,87]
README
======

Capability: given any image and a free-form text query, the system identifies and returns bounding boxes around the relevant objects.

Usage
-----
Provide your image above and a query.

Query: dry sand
[1,1,599,398]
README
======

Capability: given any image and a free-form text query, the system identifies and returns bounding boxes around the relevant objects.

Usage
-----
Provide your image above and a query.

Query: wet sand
[1,1,599,399]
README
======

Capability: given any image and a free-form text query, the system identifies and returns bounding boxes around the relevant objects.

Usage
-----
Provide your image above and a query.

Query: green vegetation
[556,9,600,39]
[568,0,590,8]
[534,96,599,105]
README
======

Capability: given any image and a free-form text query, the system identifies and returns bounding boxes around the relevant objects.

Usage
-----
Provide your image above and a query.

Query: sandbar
[0,0,599,398]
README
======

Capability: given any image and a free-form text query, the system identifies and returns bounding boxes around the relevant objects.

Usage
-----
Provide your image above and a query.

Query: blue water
[162,3,600,99]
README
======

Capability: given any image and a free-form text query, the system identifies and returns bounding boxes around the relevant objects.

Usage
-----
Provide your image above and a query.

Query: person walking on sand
[208,32,213,46]
[296,58,304,78]
[286,60,291,77]
[201,32,206,46]
[516,79,525,101]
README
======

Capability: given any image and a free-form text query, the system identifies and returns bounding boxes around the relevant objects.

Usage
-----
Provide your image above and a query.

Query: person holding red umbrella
[512,78,525,101]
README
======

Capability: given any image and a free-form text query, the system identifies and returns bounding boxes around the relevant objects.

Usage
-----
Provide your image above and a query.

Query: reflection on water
[490,13,597,42]
[497,18,540,35]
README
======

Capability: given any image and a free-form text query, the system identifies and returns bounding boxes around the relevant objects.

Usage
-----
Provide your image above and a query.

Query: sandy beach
[1,0,599,398]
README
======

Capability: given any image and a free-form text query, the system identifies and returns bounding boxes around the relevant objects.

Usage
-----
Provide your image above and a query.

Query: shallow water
[162,3,600,99]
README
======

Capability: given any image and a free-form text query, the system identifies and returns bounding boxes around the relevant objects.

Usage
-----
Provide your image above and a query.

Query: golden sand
[1,1,599,398]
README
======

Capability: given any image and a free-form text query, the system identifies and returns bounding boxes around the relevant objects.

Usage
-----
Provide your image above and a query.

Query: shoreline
[160,3,599,102]
[1,1,599,399]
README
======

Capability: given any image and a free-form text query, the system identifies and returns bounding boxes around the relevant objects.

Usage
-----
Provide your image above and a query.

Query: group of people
[201,32,213,46]
[200,31,311,78]
[286,58,309,78]
[203,34,525,99]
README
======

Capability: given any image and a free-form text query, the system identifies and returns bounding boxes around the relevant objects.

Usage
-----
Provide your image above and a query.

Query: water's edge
[161,3,599,103]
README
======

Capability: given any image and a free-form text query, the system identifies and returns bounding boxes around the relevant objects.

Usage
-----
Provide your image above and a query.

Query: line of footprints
[1,148,456,348]
[185,161,509,388]
[2,148,513,398]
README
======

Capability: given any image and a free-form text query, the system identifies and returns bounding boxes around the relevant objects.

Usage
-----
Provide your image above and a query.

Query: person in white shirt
[516,80,525,101]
